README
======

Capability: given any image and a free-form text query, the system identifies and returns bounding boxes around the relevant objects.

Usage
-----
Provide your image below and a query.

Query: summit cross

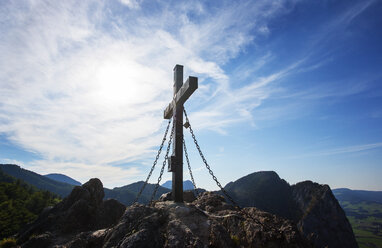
[163,65,198,202]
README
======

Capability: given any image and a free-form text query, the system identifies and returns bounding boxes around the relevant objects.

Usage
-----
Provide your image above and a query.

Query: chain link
[183,138,198,196]
[135,108,262,225]
[183,108,239,207]
[133,119,172,204]
[183,109,264,225]
[150,122,175,204]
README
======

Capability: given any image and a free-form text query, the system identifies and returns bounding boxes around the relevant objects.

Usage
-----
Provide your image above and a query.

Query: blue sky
[0,0,381,190]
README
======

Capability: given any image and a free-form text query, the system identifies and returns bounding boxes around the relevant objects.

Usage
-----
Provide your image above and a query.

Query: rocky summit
[102,192,311,248]
[17,178,312,248]
[222,171,358,248]
[292,181,358,248]
[17,178,126,247]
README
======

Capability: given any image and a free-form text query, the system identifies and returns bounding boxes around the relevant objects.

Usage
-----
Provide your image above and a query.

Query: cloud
[293,0,377,71]
[287,142,382,159]
[6,0,376,186]
[182,0,379,133]
[29,160,143,188]
[119,0,140,9]
[0,0,300,186]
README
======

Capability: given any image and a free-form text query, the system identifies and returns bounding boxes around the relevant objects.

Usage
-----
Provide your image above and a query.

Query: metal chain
[150,122,175,204]
[133,119,172,204]
[183,138,198,196]
[183,109,265,226]
[183,108,239,207]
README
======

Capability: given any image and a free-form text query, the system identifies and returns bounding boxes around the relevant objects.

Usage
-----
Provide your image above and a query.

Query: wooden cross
[164,65,198,202]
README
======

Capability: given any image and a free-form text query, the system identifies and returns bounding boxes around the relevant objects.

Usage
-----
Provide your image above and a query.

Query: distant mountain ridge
[0,164,74,197]
[0,164,170,205]
[105,181,170,205]
[332,188,382,204]
[332,188,382,247]
[45,173,82,186]
[161,180,194,190]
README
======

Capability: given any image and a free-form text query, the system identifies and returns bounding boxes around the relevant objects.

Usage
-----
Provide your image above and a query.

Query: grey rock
[158,190,197,203]
[18,178,125,247]
[82,178,104,206]
[222,171,359,248]
[159,192,172,201]
[183,191,197,203]
[19,189,309,247]
[22,232,51,248]
[194,191,236,212]
[20,178,354,248]
[292,181,358,248]
[101,193,311,248]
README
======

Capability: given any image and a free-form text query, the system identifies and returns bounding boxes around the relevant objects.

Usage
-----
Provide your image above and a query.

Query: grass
[339,201,382,248]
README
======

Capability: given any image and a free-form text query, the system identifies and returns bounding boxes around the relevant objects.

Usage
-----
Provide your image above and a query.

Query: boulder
[82,178,104,206]
[194,191,236,212]
[159,190,197,203]
[159,192,172,201]
[22,232,51,248]
[183,190,197,202]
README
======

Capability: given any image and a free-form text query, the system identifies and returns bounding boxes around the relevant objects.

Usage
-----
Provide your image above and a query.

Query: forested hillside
[0,164,74,197]
[0,170,61,239]
[0,164,171,205]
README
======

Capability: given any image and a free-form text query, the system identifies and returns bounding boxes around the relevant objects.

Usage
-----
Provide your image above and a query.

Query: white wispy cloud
[242,0,380,124]
[0,0,297,186]
[287,142,382,159]
[184,0,379,132]
[1,0,377,187]
[119,0,140,9]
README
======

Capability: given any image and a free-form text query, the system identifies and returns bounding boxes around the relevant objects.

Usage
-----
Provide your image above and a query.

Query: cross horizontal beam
[164,76,198,119]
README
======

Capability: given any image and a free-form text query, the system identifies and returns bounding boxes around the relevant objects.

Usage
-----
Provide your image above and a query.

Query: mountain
[292,181,357,248]
[0,171,61,239]
[0,164,74,197]
[0,168,15,183]
[0,164,171,206]
[106,181,171,205]
[44,173,81,186]
[161,180,195,190]
[223,171,358,248]
[333,188,382,204]
[223,171,297,219]
[332,188,382,248]
[0,164,360,247]
[17,179,312,247]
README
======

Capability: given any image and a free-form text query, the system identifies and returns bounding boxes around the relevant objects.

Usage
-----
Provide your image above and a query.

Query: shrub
[0,237,17,248]
[231,235,240,246]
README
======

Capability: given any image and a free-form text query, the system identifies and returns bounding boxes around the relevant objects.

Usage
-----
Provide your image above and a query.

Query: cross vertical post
[172,65,184,202]
[163,64,198,203]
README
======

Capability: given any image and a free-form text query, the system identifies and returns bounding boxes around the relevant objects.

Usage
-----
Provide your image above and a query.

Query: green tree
[0,180,61,239]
